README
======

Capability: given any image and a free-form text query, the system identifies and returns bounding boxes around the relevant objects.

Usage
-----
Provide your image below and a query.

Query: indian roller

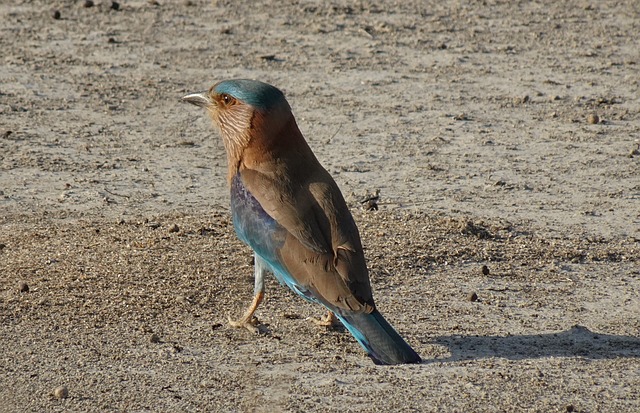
[182,79,421,365]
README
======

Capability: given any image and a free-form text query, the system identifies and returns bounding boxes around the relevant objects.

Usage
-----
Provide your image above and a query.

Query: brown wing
[239,161,375,313]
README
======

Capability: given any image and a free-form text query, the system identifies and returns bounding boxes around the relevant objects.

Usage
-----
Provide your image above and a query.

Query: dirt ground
[1,1,639,412]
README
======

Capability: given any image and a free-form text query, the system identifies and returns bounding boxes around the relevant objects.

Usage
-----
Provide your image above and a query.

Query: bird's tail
[336,310,422,365]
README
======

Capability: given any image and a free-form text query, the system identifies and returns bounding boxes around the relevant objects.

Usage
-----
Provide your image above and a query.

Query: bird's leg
[228,291,263,333]
[228,253,267,333]
[309,310,341,328]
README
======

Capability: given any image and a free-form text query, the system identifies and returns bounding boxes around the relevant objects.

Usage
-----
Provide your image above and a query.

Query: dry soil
[1,1,639,412]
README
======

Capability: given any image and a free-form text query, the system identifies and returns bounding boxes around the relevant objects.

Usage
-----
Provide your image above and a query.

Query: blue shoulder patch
[213,79,288,111]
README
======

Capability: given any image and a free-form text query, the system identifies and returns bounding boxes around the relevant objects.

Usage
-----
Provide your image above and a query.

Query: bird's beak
[182,92,212,108]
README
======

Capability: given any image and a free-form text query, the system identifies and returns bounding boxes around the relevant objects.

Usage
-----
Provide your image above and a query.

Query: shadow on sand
[429,325,640,362]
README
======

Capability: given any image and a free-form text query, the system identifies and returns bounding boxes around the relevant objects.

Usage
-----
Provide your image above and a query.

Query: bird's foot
[228,314,261,333]
[228,291,264,333]
[308,311,341,329]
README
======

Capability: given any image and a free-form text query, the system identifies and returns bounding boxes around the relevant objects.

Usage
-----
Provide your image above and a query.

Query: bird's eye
[221,94,233,105]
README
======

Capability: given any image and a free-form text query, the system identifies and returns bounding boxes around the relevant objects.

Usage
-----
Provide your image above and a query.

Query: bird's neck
[226,113,314,182]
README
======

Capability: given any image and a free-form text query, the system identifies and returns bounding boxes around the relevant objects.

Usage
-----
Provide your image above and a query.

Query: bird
[182,79,421,365]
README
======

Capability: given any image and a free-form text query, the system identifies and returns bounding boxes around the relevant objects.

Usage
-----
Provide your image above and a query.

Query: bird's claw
[228,315,260,333]
[308,311,341,329]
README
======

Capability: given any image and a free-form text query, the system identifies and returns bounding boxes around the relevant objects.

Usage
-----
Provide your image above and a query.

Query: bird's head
[182,79,294,160]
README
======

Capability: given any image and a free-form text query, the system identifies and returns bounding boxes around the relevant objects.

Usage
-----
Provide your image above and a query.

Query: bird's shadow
[427,325,640,363]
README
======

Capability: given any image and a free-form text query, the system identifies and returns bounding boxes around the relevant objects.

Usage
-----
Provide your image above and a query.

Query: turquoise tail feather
[336,310,422,365]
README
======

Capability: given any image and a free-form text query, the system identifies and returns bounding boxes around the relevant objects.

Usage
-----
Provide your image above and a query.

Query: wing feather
[239,160,374,312]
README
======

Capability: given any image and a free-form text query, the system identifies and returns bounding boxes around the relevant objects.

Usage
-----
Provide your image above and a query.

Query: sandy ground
[1,0,639,412]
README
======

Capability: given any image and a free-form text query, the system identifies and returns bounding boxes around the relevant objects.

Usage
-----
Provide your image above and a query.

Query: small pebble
[52,10,61,20]
[587,113,599,124]
[52,386,68,399]
[19,282,29,293]
[467,292,478,302]
[168,224,179,233]
[513,95,529,105]
[482,265,490,275]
